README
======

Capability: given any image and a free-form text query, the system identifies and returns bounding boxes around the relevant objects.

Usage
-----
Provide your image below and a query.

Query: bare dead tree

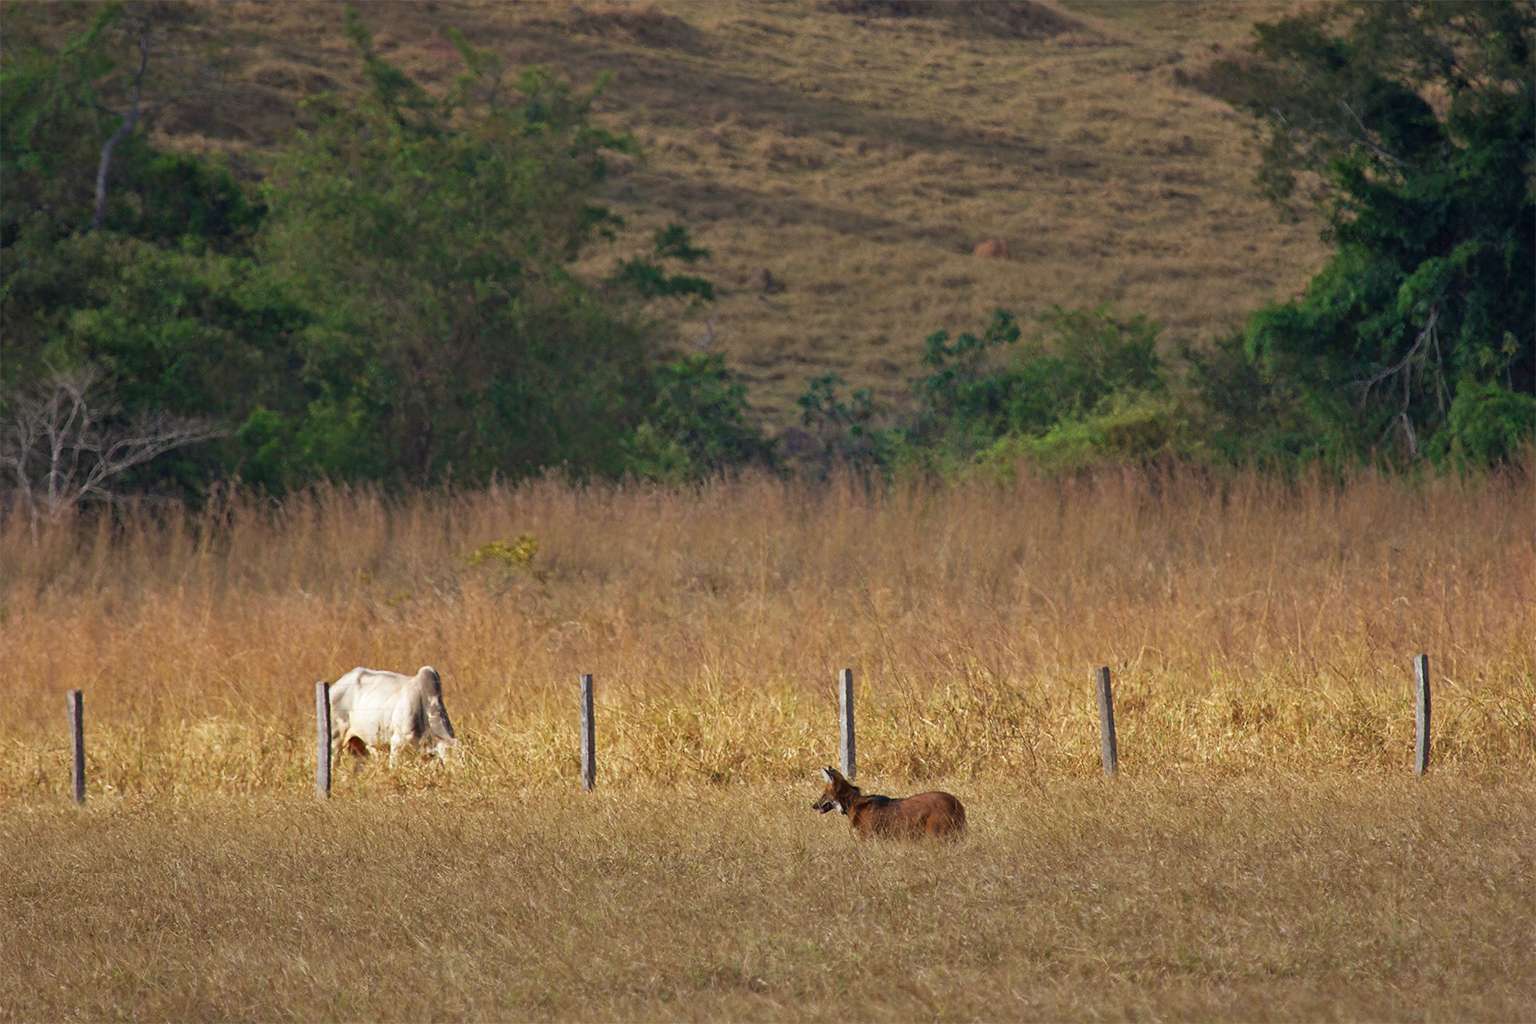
[91,12,152,232]
[0,367,224,520]
[697,302,719,351]
[90,2,201,233]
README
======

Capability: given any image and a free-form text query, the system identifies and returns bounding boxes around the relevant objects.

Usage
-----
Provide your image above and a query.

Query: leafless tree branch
[0,367,225,520]
[1352,304,1441,409]
[1335,98,1411,170]
[697,302,719,352]
[91,9,159,232]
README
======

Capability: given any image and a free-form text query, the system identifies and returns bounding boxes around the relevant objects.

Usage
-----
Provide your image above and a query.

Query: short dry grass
[4,777,1532,1021]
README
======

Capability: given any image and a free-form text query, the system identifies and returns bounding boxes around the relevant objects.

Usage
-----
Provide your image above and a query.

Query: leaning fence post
[315,681,331,800]
[1094,666,1118,777]
[67,690,85,805]
[839,668,856,780]
[1414,653,1431,776]
[580,673,596,791]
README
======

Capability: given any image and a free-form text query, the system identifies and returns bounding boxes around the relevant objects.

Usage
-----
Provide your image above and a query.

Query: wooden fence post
[316,681,331,799]
[1095,666,1118,777]
[1414,653,1431,777]
[580,673,596,791]
[67,690,84,805]
[839,668,855,780]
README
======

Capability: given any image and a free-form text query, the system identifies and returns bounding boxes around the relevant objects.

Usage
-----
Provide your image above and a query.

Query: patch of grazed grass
[3,777,1531,1021]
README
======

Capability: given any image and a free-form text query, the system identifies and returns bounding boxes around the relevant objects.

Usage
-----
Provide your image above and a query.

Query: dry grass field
[5,778,1533,1021]
[14,0,1333,422]
[5,8,1533,1014]
[2,466,1534,1018]
[2,467,1532,791]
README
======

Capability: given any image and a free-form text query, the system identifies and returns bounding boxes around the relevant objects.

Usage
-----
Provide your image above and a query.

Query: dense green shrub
[1205,1,1534,465]
[793,306,1173,476]
[2,8,765,498]
[1427,380,1536,469]
[624,353,773,482]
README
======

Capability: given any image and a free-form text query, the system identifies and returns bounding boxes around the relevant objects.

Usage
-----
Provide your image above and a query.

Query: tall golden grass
[2,464,1531,800]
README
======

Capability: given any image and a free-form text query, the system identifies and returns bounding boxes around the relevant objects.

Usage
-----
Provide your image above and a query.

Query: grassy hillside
[21,0,1331,427]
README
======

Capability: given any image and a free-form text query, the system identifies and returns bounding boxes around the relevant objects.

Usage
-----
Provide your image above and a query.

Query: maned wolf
[811,766,966,840]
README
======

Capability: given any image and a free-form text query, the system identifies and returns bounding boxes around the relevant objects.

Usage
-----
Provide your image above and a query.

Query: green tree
[623,353,772,481]
[252,13,649,486]
[1204,1,1534,463]
[787,371,893,476]
[605,223,769,481]
[0,3,252,261]
[2,4,296,499]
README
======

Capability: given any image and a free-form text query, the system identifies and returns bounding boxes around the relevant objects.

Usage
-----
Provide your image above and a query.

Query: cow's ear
[820,767,834,783]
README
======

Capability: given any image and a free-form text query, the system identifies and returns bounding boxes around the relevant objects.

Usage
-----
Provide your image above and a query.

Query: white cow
[326,665,457,766]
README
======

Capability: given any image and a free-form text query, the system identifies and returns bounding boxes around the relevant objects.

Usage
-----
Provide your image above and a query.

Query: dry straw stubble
[3,776,1533,1020]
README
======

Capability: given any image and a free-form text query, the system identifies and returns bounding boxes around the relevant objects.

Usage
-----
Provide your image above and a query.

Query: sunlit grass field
[2,466,1533,1018]
[5,779,1533,1020]
[3,465,1532,793]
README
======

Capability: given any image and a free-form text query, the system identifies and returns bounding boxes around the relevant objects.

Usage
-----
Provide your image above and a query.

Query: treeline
[2,2,1532,515]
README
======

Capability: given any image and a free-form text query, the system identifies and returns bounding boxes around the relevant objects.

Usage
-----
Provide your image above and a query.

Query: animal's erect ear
[821,766,834,783]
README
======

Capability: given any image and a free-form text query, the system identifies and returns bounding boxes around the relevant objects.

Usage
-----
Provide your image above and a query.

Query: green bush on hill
[1,6,767,504]
[791,305,1178,477]
[623,352,775,482]
[912,306,1163,455]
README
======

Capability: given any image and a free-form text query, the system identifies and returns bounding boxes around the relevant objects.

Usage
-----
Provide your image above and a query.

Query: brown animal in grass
[811,766,967,841]
[971,238,1011,260]
[750,266,786,294]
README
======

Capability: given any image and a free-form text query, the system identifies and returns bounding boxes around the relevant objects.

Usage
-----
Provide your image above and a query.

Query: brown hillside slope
[16,1,1330,426]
